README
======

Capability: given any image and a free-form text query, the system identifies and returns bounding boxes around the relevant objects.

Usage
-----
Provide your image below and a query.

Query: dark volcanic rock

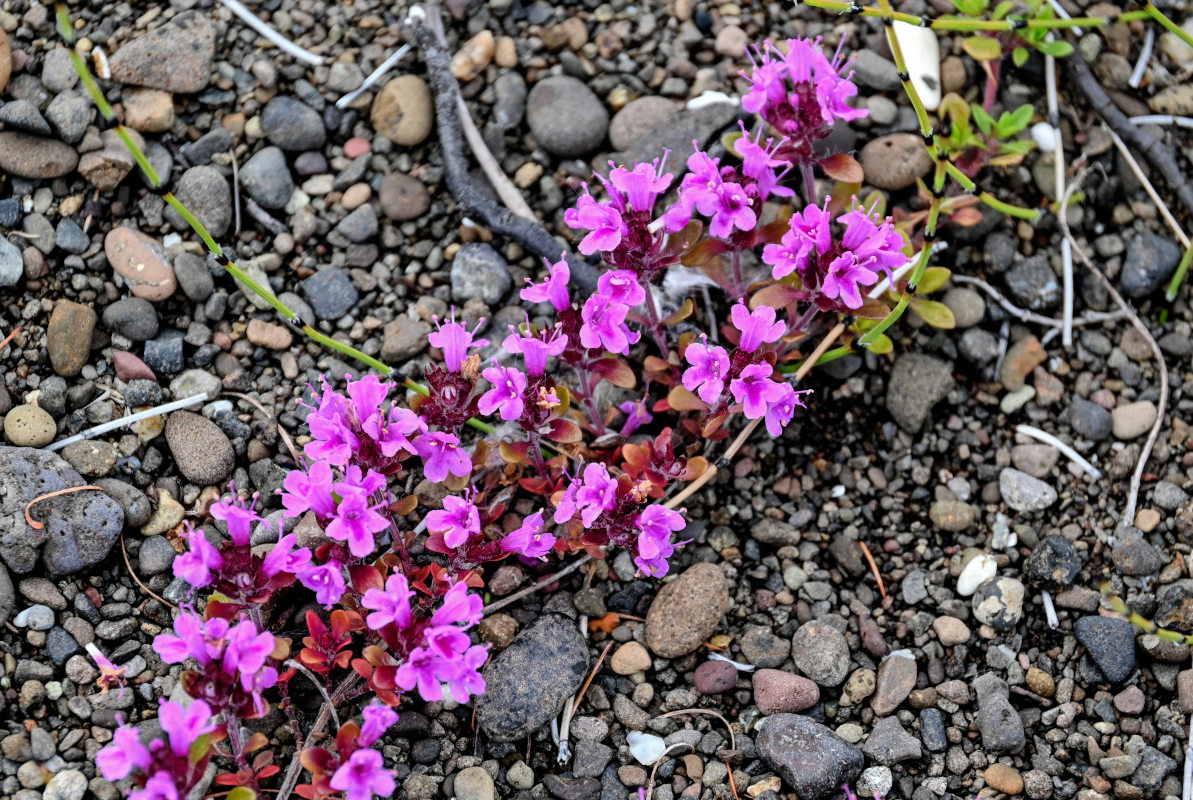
[757,713,864,800]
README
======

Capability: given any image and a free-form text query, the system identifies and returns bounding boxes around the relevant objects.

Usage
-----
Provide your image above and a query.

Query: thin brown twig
[0,325,21,351]
[571,641,612,712]
[1058,163,1168,527]
[1104,127,1190,249]
[120,531,176,609]
[857,540,887,599]
[25,486,105,529]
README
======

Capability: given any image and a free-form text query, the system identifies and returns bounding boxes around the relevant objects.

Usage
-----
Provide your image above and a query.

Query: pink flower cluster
[97,699,216,800]
[564,158,674,276]
[361,576,487,702]
[328,704,399,800]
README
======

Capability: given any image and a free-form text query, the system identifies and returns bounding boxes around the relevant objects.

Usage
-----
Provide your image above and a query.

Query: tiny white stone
[1032,121,1057,153]
[893,21,942,112]
[687,91,736,110]
[957,554,998,596]
[627,731,667,765]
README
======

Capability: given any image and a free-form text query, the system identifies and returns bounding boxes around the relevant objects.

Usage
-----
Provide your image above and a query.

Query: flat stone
[871,651,917,715]
[1000,336,1047,391]
[261,96,326,151]
[645,562,729,657]
[451,243,512,305]
[1121,231,1182,298]
[378,172,430,221]
[165,411,235,486]
[756,714,863,800]
[1112,400,1157,440]
[999,468,1057,511]
[105,228,177,302]
[974,672,1026,753]
[526,75,609,157]
[102,297,159,342]
[753,669,819,714]
[861,716,922,765]
[165,166,232,238]
[985,764,1024,794]
[371,75,434,146]
[609,96,680,151]
[239,146,294,210]
[610,641,652,674]
[693,659,737,694]
[46,302,96,377]
[109,12,215,93]
[0,132,78,179]
[3,406,55,448]
[790,620,850,687]
[859,133,932,190]
[1075,616,1137,683]
[301,267,359,320]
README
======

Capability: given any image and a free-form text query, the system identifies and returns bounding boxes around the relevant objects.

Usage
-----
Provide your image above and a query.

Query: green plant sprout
[950,0,1075,65]
[937,97,1037,175]
[53,3,498,434]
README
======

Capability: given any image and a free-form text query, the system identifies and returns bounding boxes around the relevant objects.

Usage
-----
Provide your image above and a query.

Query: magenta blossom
[135,771,183,800]
[522,255,572,312]
[764,382,811,437]
[609,159,673,213]
[634,505,687,577]
[326,483,390,559]
[281,459,337,519]
[555,463,618,528]
[663,147,757,238]
[500,510,556,559]
[503,323,568,376]
[298,561,347,607]
[158,698,216,757]
[682,336,731,404]
[731,302,786,353]
[565,192,627,255]
[262,533,311,577]
[428,309,489,371]
[173,527,222,588]
[96,726,152,781]
[580,295,640,355]
[730,363,788,420]
[362,573,415,631]
[210,493,262,546]
[330,749,396,800]
[426,494,481,548]
[597,270,647,307]
[413,431,472,483]
[478,363,528,421]
[619,397,654,437]
[359,703,400,747]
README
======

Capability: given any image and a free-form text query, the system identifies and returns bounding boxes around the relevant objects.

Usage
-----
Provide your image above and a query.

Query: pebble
[105,228,178,302]
[693,659,737,694]
[102,297,160,342]
[109,11,214,93]
[454,767,495,800]
[756,713,864,800]
[94,479,153,527]
[15,604,54,631]
[1111,527,1167,576]
[1023,535,1080,591]
[46,301,96,377]
[0,236,21,287]
[609,96,679,151]
[1074,616,1137,683]
[974,672,1026,753]
[610,641,652,674]
[145,331,184,375]
[55,219,89,254]
[302,267,360,320]
[885,353,954,432]
[738,625,789,667]
[859,133,933,190]
[0,132,79,179]
[164,411,235,486]
[986,764,1025,794]
[1025,666,1055,697]
[79,128,139,190]
[137,535,178,575]
[645,562,729,657]
[378,172,431,221]
[1010,443,1058,478]
[871,651,916,715]
[1000,336,1047,391]
[0,99,52,135]
[526,75,610,157]
[239,146,294,210]
[933,616,971,645]
[141,489,185,536]
[381,316,431,362]
[929,499,974,532]
[246,319,293,350]
[451,30,496,81]
[449,242,511,303]
[166,166,232,238]
[43,769,87,800]
[752,669,819,714]
[122,88,175,132]
[942,287,985,328]
[18,578,65,610]
[857,767,893,799]
[999,468,1057,511]
[850,50,902,91]
[334,204,378,243]
[260,96,326,151]
[1070,396,1113,441]
[790,620,850,686]
[0,446,123,575]
[0,29,9,94]
[861,716,922,765]
[1112,400,1157,440]
[371,75,434,146]
[61,441,117,477]
[972,577,1025,632]
[1148,83,1193,115]
[43,95,88,143]
[476,613,589,741]
[506,762,534,790]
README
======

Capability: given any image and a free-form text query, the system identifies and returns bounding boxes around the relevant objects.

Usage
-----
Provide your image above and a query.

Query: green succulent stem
[1144,1,1193,51]
[1165,242,1193,301]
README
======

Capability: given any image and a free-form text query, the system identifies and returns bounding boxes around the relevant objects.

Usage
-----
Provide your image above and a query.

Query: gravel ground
[2,2,1193,800]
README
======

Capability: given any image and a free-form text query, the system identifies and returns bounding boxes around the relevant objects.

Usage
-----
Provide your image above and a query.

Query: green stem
[1165,241,1193,302]
[802,0,1110,30]
[779,345,854,373]
[979,191,1041,220]
[859,295,911,347]
[1145,2,1193,52]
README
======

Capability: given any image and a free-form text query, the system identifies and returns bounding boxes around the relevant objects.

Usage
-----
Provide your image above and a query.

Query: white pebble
[957,554,998,596]
[893,22,942,111]
[1032,122,1057,153]
[627,731,667,765]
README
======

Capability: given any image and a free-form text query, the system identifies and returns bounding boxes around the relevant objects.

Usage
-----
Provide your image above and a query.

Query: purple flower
[173,526,222,588]
[730,363,787,419]
[575,463,618,528]
[763,382,811,437]
[445,644,488,703]
[304,378,359,465]
[663,147,758,239]
[96,726,151,781]
[503,324,568,376]
[362,573,415,631]
[153,609,225,666]
[210,493,262,546]
[634,505,687,577]
[580,296,639,355]
[359,703,400,747]
[662,147,721,233]
[608,159,673,213]
[736,126,795,202]
[361,406,426,459]
[731,302,786,353]
[158,698,215,757]
[346,374,390,424]
[431,582,484,628]
[223,620,275,677]
[133,772,182,800]
[262,533,311,577]
[428,309,489,372]
[329,748,396,800]
[763,200,829,280]
[821,252,878,309]
[618,397,654,437]
[597,270,647,307]
[326,486,390,559]
[478,363,528,421]
[425,494,481,549]
[838,207,907,278]
[500,511,556,559]
[682,336,731,404]
[280,459,337,519]
[298,561,346,607]
[522,255,572,312]
[413,431,472,483]
[564,192,627,255]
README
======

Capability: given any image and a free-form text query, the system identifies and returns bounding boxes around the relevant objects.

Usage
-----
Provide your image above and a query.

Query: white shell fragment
[957,554,998,596]
[893,21,942,112]
[1032,121,1057,153]
[627,731,667,765]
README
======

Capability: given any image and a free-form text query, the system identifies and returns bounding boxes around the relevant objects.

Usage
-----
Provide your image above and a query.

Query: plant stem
[641,282,672,359]
[575,366,606,435]
[800,163,817,206]
[1166,242,1193,302]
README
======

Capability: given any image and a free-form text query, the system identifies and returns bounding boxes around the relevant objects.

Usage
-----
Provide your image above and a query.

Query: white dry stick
[1129,28,1155,89]
[46,394,206,452]
[1062,237,1074,347]
[217,0,324,65]
[1040,590,1059,629]
[1045,45,1071,348]
[336,45,412,109]
[1016,424,1102,478]
[1130,114,1193,130]
[1186,653,1193,800]
[1107,126,1192,248]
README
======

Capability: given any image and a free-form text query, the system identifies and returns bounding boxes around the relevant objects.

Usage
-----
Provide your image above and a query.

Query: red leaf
[348,564,384,595]
[820,153,864,183]
[589,358,636,389]
[666,385,707,412]
[547,419,583,443]
[750,283,805,310]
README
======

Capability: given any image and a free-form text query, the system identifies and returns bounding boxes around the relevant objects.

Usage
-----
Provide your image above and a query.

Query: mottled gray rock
[999,468,1057,511]
[791,620,850,687]
[451,243,512,305]
[757,713,864,800]
[1023,535,1080,591]
[526,76,608,157]
[1121,232,1182,299]
[974,673,1026,753]
[239,146,294,210]
[861,716,922,765]
[260,96,325,151]
[885,354,954,432]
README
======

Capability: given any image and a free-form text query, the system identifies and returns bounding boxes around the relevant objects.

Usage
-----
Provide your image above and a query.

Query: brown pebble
[610,641,652,675]
[752,669,819,714]
[246,319,293,350]
[985,764,1024,794]
[47,301,96,377]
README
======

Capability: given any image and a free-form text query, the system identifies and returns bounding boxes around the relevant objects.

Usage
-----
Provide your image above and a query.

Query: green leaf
[227,787,257,800]
[951,0,987,16]
[909,297,957,329]
[189,734,212,766]
[991,0,1015,19]
[1035,39,1075,58]
[971,104,996,136]
[998,139,1037,155]
[1012,46,1030,67]
[962,35,1003,61]
[916,266,952,295]
[995,104,1035,137]
[866,333,893,355]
